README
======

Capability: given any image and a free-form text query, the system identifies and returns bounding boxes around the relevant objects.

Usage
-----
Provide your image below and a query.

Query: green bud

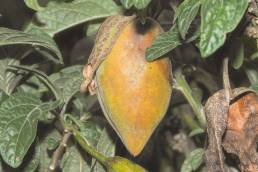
[106,156,148,172]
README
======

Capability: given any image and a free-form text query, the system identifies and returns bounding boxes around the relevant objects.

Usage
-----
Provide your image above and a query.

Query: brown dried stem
[48,131,72,172]
[223,57,232,103]
[48,101,70,172]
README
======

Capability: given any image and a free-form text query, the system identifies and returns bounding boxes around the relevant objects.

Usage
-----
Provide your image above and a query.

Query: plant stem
[174,69,206,128]
[223,57,232,103]
[7,65,61,100]
[48,132,72,172]
[72,128,108,166]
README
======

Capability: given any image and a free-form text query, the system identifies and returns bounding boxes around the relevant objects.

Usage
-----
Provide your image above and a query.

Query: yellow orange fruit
[96,17,172,156]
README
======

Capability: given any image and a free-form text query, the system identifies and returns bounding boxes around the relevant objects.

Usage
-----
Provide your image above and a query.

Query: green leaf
[0,91,8,105]
[200,0,248,57]
[180,148,204,172]
[79,121,103,147]
[73,94,98,115]
[0,57,19,95]
[0,92,57,167]
[36,0,121,36]
[245,63,258,87]
[24,0,44,11]
[38,101,60,123]
[91,128,116,172]
[174,69,206,128]
[18,76,43,96]
[175,0,201,39]
[146,27,181,61]
[48,65,84,102]
[231,40,244,69]
[250,84,258,93]
[61,146,90,172]
[86,23,101,37]
[189,128,204,137]
[0,27,63,64]
[46,136,60,151]
[8,65,61,101]
[22,143,40,172]
[38,129,61,172]
[120,0,151,9]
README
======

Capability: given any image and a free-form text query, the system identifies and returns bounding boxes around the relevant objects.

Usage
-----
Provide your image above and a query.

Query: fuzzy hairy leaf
[200,0,248,57]
[0,27,62,63]
[175,0,201,39]
[146,27,181,61]
[61,146,90,172]
[180,148,204,172]
[36,0,121,36]
[0,92,57,167]
[120,0,151,9]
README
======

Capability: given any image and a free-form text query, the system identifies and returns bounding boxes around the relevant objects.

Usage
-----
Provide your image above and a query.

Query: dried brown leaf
[204,89,229,172]
[223,91,258,172]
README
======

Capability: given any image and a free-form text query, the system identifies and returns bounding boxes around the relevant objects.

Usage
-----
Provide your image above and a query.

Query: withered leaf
[204,87,257,172]
[204,89,229,172]
[223,91,258,172]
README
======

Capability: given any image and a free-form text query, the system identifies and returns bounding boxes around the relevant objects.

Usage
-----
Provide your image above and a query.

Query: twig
[48,101,70,171]
[222,57,232,103]
[48,131,72,172]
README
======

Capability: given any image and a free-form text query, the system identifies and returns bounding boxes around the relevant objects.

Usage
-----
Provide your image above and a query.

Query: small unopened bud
[106,156,148,172]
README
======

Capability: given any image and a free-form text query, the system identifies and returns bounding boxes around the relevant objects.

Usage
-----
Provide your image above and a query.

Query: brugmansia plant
[0,0,257,172]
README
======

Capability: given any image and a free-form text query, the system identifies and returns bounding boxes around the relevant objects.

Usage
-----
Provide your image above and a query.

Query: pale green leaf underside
[36,0,121,36]
[120,0,151,9]
[0,92,55,167]
[176,0,201,39]
[146,27,181,61]
[200,0,248,57]
[0,27,62,63]
[24,0,44,11]
[180,148,204,172]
